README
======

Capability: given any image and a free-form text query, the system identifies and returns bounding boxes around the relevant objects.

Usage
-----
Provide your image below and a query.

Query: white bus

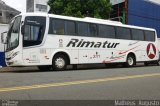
[1,13,159,71]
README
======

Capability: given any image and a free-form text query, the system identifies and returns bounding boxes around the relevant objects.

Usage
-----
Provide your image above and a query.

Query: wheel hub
[128,57,134,66]
[55,58,65,68]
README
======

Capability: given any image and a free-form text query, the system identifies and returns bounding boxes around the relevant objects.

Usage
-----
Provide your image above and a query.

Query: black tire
[38,66,51,71]
[144,62,149,66]
[125,54,136,67]
[52,54,68,71]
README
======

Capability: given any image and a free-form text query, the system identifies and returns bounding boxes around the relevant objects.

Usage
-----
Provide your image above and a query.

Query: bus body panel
[20,35,158,66]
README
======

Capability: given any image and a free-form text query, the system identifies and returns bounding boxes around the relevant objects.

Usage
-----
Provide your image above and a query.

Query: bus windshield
[6,16,21,51]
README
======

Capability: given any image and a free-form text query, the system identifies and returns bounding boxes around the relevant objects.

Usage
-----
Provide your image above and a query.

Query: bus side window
[131,29,144,41]
[144,31,155,41]
[89,24,97,37]
[65,21,76,36]
[98,25,115,38]
[49,18,65,35]
[116,27,131,40]
[77,22,88,36]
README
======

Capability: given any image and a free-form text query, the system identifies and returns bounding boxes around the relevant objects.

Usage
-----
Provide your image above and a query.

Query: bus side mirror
[21,25,25,35]
[1,31,7,44]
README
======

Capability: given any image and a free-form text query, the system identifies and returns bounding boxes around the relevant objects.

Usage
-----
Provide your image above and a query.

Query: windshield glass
[6,16,21,51]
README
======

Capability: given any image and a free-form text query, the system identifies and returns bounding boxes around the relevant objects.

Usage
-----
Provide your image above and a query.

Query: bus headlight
[12,51,19,59]
[6,51,19,60]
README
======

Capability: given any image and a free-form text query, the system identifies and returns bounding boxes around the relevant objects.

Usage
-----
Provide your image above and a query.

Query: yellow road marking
[0,73,160,92]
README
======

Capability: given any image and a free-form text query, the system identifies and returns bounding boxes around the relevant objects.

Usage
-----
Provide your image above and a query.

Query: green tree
[48,0,112,19]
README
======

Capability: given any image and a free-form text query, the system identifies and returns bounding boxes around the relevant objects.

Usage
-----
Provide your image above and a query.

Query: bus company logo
[66,39,120,48]
[146,43,156,59]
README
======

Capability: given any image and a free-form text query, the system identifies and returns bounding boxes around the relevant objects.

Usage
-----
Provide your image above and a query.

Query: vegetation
[48,0,112,19]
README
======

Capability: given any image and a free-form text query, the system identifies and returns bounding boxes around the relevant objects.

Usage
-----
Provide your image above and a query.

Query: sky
[2,0,160,13]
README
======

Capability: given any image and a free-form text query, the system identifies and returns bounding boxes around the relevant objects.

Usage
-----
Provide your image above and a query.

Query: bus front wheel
[52,54,68,71]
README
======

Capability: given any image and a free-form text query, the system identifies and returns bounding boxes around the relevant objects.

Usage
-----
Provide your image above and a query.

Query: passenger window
[49,18,65,35]
[89,24,97,37]
[78,22,88,36]
[116,27,131,40]
[144,31,155,41]
[131,29,144,41]
[65,21,76,35]
[98,25,115,38]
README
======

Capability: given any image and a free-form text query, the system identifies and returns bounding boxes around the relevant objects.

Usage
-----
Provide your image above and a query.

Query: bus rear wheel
[52,54,68,71]
[125,54,136,67]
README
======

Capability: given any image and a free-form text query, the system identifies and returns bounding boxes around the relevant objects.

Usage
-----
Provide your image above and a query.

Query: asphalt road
[0,64,160,100]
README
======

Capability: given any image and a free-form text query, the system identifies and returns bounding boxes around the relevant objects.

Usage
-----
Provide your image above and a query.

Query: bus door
[22,16,46,65]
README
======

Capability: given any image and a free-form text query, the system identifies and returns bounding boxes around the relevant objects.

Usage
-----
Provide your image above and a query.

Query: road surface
[0,64,160,101]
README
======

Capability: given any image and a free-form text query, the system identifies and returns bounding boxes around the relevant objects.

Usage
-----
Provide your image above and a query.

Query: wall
[128,0,160,58]
[0,1,20,24]
[128,0,160,38]
[0,24,8,67]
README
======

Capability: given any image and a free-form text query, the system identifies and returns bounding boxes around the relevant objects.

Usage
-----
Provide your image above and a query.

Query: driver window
[23,16,46,47]
[23,25,42,47]
[24,25,41,41]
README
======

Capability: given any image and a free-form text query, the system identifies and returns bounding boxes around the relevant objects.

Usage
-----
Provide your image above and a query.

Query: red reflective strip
[119,45,140,55]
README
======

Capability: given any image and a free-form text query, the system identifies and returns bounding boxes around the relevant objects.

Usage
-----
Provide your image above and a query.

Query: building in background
[0,0,20,24]
[110,0,126,23]
[110,0,160,38]
[26,0,49,13]
[110,0,125,5]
